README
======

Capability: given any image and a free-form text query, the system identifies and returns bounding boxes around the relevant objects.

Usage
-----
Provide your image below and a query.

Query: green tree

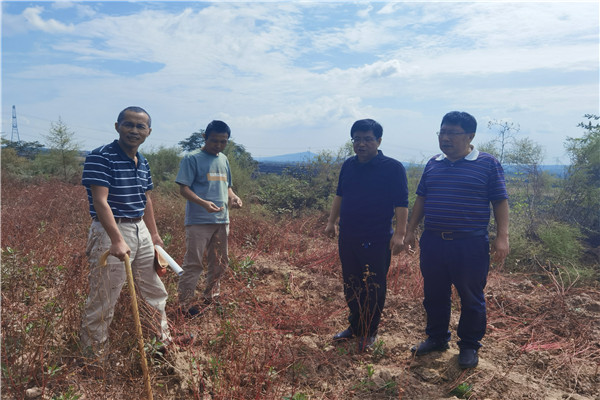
[1,146,33,178]
[301,142,353,210]
[505,137,547,233]
[37,118,82,182]
[556,114,600,246]
[487,120,520,164]
[224,139,258,200]
[1,138,44,159]
[144,146,182,190]
[254,142,352,215]
[476,139,500,160]
[179,130,205,152]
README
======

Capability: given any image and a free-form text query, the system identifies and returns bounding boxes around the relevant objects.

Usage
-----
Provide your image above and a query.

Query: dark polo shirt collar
[350,150,385,166]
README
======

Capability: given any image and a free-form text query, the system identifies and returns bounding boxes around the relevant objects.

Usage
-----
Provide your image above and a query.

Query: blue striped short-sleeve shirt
[82,140,153,219]
[416,149,508,232]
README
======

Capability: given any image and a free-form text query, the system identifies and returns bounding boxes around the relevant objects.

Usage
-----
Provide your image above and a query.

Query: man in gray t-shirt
[175,120,242,317]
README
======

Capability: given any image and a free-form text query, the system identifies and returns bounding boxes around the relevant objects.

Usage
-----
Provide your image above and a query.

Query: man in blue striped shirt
[405,111,509,369]
[80,106,171,362]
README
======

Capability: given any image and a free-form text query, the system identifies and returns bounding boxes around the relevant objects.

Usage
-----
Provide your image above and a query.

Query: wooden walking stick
[100,251,153,400]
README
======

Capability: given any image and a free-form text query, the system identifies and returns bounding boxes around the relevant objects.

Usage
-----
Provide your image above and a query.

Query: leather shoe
[358,336,376,352]
[410,338,449,356]
[458,348,479,369]
[332,328,354,341]
[155,333,195,356]
[180,305,202,318]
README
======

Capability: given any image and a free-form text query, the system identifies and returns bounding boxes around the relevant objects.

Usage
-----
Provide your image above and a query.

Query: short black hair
[350,119,383,139]
[205,120,231,139]
[441,111,477,134]
[117,106,151,127]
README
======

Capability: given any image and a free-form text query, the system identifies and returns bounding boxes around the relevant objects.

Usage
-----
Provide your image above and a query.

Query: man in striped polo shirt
[80,106,171,361]
[405,111,509,369]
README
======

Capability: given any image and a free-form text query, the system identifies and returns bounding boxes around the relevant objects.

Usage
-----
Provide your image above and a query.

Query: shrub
[537,221,584,262]
[143,145,182,186]
[1,146,33,177]
[254,174,310,216]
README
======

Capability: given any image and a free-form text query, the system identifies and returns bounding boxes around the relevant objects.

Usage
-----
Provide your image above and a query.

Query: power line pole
[11,105,21,143]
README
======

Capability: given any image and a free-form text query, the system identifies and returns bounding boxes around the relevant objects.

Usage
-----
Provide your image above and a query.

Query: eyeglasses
[351,137,377,144]
[120,121,149,130]
[436,131,469,137]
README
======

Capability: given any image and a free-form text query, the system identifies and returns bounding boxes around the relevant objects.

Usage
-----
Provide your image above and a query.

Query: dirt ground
[4,180,598,400]
[99,253,599,400]
[235,257,600,400]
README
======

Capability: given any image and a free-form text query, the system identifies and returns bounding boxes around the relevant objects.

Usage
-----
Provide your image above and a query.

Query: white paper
[154,245,184,276]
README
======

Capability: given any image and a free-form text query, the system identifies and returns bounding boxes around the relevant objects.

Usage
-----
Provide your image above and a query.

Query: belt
[427,229,487,240]
[93,216,143,223]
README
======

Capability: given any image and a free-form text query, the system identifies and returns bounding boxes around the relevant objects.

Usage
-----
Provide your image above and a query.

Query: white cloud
[10,64,114,79]
[50,1,96,17]
[23,6,74,33]
[376,3,402,15]
[453,3,597,48]
[2,2,597,163]
[356,4,372,18]
[51,2,75,10]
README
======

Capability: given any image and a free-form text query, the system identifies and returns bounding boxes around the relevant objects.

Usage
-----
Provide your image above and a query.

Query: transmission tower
[11,105,21,143]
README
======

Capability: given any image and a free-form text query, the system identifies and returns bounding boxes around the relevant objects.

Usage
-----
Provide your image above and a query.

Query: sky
[2,1,598,164]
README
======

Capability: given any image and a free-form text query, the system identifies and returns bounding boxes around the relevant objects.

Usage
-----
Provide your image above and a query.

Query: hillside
[1,178,599,400]
[254,152,318,163]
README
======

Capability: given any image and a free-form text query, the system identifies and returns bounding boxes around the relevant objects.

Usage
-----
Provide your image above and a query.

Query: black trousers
[339,235,391,337]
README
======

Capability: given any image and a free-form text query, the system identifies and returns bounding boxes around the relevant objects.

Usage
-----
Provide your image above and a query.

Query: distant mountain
[503,164,568,177]
[254,151,317,163]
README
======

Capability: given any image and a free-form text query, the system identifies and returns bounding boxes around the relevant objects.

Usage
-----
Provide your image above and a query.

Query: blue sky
[2,1,598,164]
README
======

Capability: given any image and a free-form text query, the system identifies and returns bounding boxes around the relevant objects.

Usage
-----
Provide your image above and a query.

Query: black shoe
[410,338,449,356]
[333,328,354,342]
[180,305,202,319]
[357,336,376,352]
[458,348,479,369]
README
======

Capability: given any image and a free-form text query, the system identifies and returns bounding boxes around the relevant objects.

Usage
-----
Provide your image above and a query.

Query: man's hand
[110,239,131,262]
[491,235,510,264]
[151,232,165,248]
[229,195,243,209]
[491,199,510,265]
[390,232,405,255]
[204,201,224,213]
[404,230,417,254]
[324,222,337,238]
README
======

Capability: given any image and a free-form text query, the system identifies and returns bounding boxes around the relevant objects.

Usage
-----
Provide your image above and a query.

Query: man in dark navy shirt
[405,111,509,369]
[325,119,409,352]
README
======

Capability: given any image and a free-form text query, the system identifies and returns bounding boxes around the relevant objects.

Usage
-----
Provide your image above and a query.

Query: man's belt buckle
[441,232,453,240]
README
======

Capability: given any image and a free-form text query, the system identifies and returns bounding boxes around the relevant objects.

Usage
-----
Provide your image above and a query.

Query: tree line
[2,115,598,280]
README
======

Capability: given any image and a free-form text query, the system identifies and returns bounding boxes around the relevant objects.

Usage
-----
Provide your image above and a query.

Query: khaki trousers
[80,220,170,357]
[178,224,229,306]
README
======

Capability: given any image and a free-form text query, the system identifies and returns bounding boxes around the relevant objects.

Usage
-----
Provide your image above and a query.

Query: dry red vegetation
[2,177,599,399]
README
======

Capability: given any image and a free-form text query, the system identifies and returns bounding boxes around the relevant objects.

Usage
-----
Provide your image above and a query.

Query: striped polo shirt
[416,149,508,232]
[82,140,153,219]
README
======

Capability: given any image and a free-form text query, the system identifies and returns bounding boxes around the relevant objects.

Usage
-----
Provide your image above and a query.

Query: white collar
[435,147,479,162]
